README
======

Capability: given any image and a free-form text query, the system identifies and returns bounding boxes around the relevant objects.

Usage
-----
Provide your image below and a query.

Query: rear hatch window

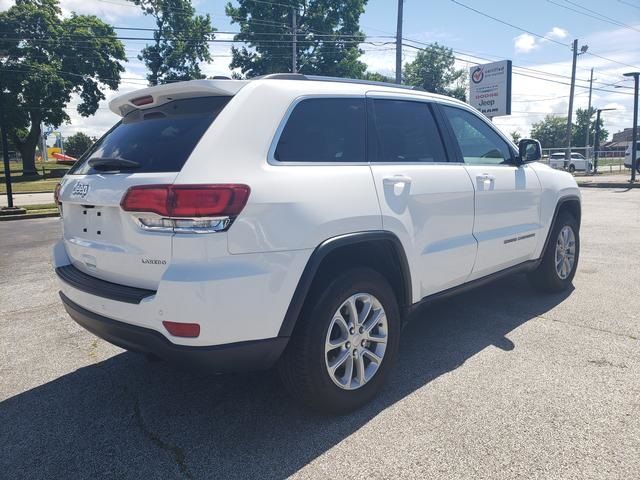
[69,96,231,175]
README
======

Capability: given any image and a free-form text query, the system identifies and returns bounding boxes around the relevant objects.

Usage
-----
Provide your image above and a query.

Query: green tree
[510,131,522,144]
[530,115,568,149]
[0,0,125,175]
[361,71,393,83]
[572,107,608,147]
[132,0,215,85]
[403,43,467,100]
[64,132,96,158]
[226,0,368,78]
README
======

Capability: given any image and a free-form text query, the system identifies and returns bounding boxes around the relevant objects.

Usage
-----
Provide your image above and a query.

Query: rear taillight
[121,184,250,233]
[54,183,63,217]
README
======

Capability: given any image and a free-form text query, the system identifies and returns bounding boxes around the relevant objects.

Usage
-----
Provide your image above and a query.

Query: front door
[439,104,542,280]
[367,94,477,300]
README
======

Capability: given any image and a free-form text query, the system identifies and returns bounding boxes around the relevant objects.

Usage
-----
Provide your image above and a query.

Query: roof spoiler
[109,79,249,117]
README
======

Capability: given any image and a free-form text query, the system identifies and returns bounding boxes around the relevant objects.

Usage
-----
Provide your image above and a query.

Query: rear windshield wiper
[88,157,141,171]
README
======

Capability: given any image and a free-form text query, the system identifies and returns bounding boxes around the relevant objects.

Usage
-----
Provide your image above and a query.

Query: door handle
[383,175,412,185]
[476,174,495,182]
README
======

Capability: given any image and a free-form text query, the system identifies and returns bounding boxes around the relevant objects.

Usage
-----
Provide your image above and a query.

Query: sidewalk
[0,192,54,207]
[575,173,640,188]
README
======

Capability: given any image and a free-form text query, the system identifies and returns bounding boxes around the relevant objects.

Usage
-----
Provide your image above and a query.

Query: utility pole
[565,39,579,169]
[624,72,639,183]
[1,124,14,209]
[0,91,15,210]
[291,6,297,74]
[593,108,616,175]
[395,0,403,84]
[585,67,594,159]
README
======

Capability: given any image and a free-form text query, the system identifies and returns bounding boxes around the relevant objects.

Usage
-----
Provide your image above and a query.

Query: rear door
[58,96,231,290]
[439,104,542,280]
[367,94,477,298]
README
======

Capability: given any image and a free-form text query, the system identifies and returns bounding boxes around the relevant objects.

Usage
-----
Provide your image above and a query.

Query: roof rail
[305,75,424,91]
[256,73,308,80]
[256,73,424,91]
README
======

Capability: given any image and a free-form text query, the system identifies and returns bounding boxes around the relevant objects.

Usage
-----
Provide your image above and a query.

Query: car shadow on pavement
[1,274,572,480]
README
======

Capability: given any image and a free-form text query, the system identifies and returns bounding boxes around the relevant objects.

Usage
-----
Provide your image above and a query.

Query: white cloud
[59,0,140,21]
[514,33,539,53]
[1,0,139,21]
[546,27,569,40]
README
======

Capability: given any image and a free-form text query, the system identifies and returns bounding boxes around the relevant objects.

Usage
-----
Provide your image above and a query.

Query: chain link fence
[540,146,628,174]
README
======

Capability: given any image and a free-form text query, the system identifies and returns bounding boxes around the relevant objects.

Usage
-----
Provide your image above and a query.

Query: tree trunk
[15,116,42,176]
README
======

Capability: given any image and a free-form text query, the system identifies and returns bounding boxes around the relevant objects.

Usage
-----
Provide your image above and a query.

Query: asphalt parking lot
[1,188,639,480]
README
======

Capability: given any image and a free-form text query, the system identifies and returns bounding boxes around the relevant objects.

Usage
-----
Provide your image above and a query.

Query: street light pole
[624,72,640,183]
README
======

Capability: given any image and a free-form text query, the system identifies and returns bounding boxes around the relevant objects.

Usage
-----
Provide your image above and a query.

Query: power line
[546,0,640,34]
[402,41,634,96]
[618,0,640,10]
[448,0,640,71]
[562,0,640,33]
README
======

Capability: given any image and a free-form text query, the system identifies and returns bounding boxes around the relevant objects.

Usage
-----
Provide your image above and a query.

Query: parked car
[549,152,592,173]
[624,141,640,171]
[53,75,581,412]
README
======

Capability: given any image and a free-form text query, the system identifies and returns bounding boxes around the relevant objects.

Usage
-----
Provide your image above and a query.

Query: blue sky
[2,0,639,142]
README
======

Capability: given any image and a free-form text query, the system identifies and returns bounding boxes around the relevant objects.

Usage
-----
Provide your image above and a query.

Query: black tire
[568,164,576,173]
[278,267,401,414]
[528,210,580,293]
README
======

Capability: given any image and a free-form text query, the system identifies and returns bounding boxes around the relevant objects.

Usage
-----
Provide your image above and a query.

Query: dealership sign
[469,60,512,118]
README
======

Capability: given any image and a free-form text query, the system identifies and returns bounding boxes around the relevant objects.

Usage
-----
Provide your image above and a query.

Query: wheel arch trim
[541,194,581,257]
[277,230,412,338]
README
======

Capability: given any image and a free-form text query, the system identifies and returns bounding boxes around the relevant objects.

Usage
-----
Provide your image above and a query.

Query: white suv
[624,141,640,171]
[53,75,581,412]
[548,152,591,173]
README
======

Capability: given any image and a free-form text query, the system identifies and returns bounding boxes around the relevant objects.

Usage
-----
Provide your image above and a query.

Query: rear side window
[70,96,231,174]
[371,99,447,163]
[274,98,366,162]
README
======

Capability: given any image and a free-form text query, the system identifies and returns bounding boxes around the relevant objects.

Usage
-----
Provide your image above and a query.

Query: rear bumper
[60,292,288,372]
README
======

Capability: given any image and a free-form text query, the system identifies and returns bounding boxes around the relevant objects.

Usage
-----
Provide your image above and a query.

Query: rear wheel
[278,268,400,413]
[568,164,576,173]
[529,211,579,293]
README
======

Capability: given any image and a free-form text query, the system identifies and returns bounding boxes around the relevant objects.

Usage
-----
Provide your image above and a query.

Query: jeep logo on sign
[71,183,90,198]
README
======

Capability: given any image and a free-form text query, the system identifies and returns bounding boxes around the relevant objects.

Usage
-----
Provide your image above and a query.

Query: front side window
[274,98,366,162]
[441,105,513,165]
[371,99,447,163]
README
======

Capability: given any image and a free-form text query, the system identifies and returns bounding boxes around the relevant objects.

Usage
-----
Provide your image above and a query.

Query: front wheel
[278,268,401,413]
[528,211,579,293]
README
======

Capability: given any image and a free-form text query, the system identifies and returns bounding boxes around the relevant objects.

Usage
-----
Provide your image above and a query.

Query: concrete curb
[578,182,640,189]
[1,191,55,196]
[0,212,59,222]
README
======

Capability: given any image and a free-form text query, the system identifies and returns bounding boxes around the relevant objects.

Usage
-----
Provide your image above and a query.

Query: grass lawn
[1,161,69,194]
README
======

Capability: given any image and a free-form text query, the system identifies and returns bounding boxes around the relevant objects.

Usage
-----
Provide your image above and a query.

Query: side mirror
[518,138,542,163]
